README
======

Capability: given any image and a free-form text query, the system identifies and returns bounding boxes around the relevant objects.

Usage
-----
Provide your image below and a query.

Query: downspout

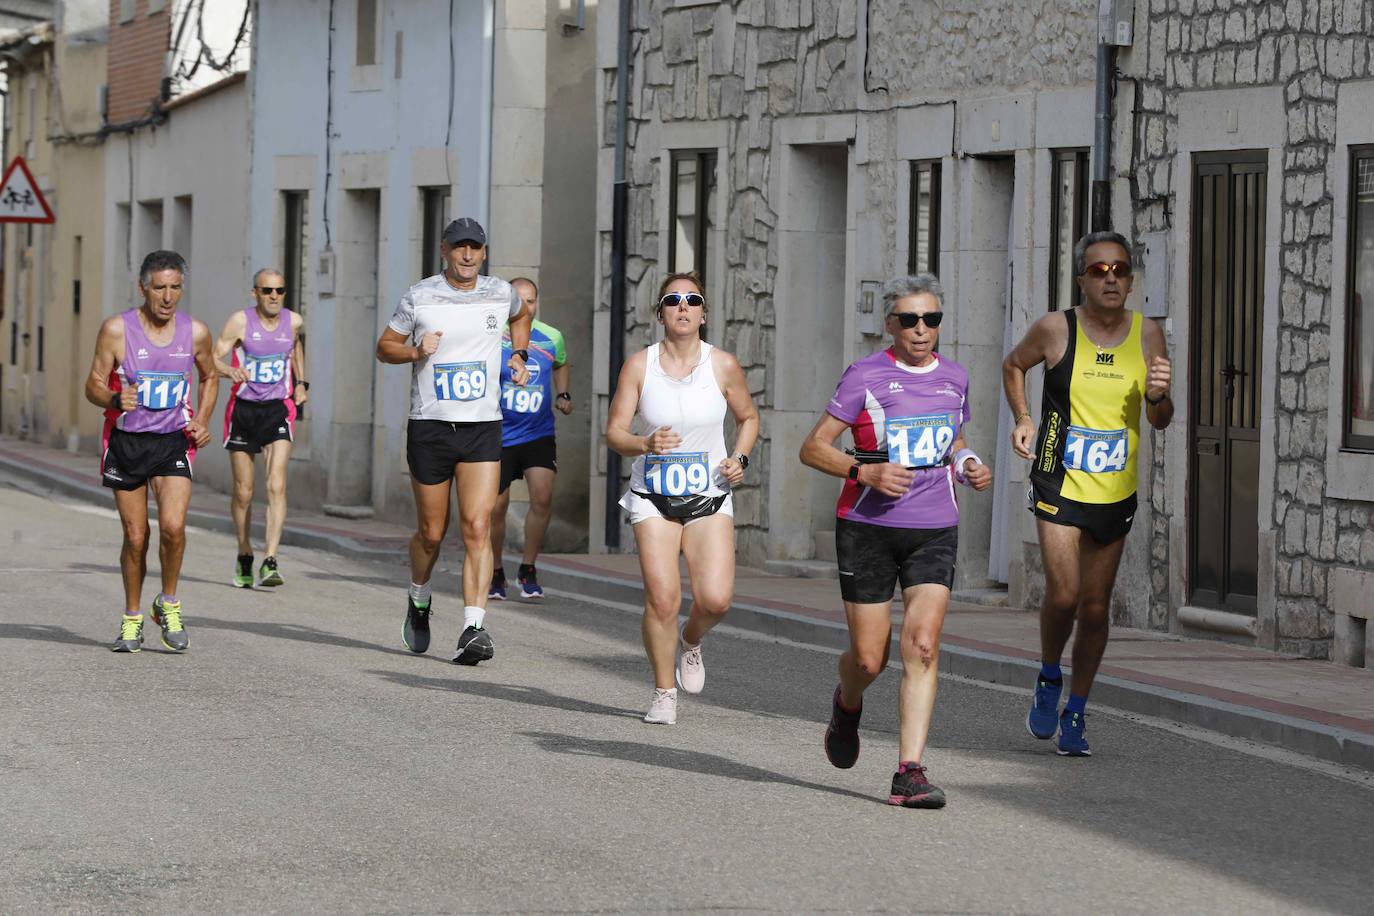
[479,0,494,234]
[1091,38,1115,232]
[604,0,630,551]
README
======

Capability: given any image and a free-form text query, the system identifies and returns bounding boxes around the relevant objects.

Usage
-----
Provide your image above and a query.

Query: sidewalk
[4,433,1372,771]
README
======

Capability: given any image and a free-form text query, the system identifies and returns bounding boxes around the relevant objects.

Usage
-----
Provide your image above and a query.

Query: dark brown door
[1190,153,1266,613]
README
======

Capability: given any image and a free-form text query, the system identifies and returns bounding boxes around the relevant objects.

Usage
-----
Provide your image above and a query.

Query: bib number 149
[885,414,957,469]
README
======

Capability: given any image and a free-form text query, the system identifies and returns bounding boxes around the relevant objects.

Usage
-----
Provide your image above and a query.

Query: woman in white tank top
[605,272,759,726]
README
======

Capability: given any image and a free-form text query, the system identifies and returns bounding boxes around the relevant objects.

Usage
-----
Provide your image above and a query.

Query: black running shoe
[888,761,947,809]
[824,685,862,769]
[452,625,494,666]
[233,554,254,588]
[403,596,432,654]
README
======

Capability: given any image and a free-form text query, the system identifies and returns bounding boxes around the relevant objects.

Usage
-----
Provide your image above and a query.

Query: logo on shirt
[252,332,262,340]
[175,460,186,469]
[137,348,149,359]
[888,381,905,392]
[1095,351,1115,366]
[485,314,499,333]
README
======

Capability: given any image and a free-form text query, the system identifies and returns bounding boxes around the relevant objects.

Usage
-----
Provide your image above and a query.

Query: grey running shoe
[150,596,189,652]
[452,625,494,665]
[888,762,947,809]
[111,614,144,653]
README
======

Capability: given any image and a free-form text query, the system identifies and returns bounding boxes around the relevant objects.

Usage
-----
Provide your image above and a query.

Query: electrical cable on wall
[322,0,335,248]
[445,0,454,192]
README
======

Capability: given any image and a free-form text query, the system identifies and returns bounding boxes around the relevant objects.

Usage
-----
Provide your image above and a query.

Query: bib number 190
[644,452,710,496]
[433,362,487,402]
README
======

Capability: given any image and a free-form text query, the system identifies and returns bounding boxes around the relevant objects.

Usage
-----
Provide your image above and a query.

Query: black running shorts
[1028,480,1137,546]
[102,428,194,491]
[835,518,958,604]
[406,419,503,485]
[499,435,558,493]
[225,398,293,454]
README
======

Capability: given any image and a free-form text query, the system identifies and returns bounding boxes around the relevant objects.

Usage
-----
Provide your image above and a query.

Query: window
[1345,148,1374,450]
[420,186,451,277]
[357,0,379,67]
[908,160,941,275]
[1050,149,1090,311]
[119,0,135,24]
[669,150,719,290]
[282,191,308,318]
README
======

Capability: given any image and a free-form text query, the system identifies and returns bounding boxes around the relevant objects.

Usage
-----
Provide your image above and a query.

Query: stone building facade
[589,0,1374,664]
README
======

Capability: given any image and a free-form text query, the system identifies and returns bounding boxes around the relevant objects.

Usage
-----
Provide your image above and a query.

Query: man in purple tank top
[83,250,218,654]
[214,268,308,588]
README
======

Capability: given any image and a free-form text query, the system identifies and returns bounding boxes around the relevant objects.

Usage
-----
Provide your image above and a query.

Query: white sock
[464,605,485,630]
[409,581,432,606]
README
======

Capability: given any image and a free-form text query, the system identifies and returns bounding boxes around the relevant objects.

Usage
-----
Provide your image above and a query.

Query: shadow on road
[194,616,420,659]
[371,669,643,720]
[521,730,881,805]
[67,562,233,591]
[302,570,397,588]
[0,623,106,648]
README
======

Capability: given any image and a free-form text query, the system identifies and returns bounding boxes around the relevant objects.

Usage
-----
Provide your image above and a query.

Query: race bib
[885,414,957,469]
[433,361,488,402]
[244,353,288,384]
[501,384,545,414]
[136,372,188,411]
[643,451,711,496]
[1063,425,1129,473]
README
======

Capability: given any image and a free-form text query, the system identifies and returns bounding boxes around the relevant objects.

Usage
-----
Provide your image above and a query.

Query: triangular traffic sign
[0,156,54,223]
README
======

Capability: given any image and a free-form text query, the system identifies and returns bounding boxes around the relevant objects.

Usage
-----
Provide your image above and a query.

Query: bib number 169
[433,362,487,402]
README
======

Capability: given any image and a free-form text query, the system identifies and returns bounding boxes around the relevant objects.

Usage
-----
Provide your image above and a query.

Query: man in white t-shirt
[376,218,533,664]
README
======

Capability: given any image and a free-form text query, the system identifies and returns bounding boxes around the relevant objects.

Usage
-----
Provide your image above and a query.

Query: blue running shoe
[1026,675,1062,739]
[488,571,507,601]
[517,564,544,599]
[1056,709,1091,756]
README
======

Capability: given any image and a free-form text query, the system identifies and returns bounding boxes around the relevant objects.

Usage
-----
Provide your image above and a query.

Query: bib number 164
[433,362,487,402]
[1063,426,1128,473]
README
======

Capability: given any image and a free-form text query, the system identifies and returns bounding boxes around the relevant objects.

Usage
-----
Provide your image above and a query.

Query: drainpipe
[604,0,630,551]
[1091,39,1115,232]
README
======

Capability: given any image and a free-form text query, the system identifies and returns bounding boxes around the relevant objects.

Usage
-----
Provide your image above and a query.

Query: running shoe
[452,625,494,666]
[643,687,677,725]
[233,554,254,588]
[111,614,144,653]
[150,596,189,652]
[258,556,284,587]
[517,565,544,599]
[402,595,432,654]
[824,685,862,769]
[488,571,507,601]
[888,761,947,809]
[676,633,705,694]
[1026,675,1063,739]
[1056,710,1091,757]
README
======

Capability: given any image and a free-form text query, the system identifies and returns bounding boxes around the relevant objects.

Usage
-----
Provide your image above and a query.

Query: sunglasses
[891,311,943,329]
[1080,261,1133,279]
[659,292,705,308]
[257,286,287,295]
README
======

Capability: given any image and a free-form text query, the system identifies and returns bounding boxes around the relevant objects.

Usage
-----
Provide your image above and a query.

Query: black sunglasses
[892,311,943,329]
[659,292,705,308]
[257,286,287,295]
[1080,261,1133,279]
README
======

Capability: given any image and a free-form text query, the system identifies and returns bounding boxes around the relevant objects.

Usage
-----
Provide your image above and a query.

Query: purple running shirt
[826,348,971,530]
[235,307,296,402]
[110,308,195,435]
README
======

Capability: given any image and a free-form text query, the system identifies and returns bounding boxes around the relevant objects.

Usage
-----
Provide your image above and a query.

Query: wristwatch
[848,464,861,481]
[295,380,310,390]
[556,392,572,402]
[512,348,529,362]
[1145,391,1170,406]
[734,452,749,470]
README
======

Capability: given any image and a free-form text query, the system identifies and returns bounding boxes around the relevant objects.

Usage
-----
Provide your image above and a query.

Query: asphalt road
[3,476,1373,915]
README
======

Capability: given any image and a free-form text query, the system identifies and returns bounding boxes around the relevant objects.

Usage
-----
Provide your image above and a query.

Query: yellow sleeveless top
[1031,309,1147,505]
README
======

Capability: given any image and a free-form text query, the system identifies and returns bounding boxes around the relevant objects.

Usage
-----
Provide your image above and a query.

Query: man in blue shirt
[490,278,572,599]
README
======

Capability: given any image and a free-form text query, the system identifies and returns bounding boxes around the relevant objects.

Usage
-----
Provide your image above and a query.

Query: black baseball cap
[442,217,486,247]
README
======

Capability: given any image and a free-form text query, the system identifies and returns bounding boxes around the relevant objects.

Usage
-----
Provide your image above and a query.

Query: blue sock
[1066,694,1087,715]
[1039,662,1063,682]
[159,593,177,605]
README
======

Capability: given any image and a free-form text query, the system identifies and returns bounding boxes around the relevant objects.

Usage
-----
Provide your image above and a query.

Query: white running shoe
[676,635,705,694]
[643,687,678,725]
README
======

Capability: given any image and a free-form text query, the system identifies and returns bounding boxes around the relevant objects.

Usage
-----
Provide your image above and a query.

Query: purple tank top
[117,309,195,434]
[237,307,295,402]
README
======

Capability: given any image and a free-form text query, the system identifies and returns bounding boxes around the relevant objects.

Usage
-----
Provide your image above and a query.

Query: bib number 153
[433,362,487,402]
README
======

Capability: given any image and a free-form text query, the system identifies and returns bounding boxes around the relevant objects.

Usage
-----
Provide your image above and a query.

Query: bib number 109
[1063,426,1128,473]
[136,372,188,411]
[644,452,710,496]
[885,414,957,469]
[433,362,487,401]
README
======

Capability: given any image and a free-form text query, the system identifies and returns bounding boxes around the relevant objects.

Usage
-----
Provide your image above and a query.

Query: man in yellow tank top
[1002,231,1174,757]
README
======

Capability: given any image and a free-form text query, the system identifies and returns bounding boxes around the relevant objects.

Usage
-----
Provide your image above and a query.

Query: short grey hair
[1073,231,1132,276]
[883,273,943,314]
[252,267,286,288]
[139,250,188,286]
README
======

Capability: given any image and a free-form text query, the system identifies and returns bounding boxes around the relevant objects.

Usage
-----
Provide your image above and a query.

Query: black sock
[518,563,536,577]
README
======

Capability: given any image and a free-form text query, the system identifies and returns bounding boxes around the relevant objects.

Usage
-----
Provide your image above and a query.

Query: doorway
[1189,153,1266,613]
[327,189,381,508]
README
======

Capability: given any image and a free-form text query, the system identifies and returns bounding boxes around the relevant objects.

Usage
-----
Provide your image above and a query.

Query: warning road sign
[0,157,54,223]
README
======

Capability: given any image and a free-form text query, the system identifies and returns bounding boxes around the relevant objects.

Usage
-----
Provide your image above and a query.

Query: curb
[4,449,1372,772]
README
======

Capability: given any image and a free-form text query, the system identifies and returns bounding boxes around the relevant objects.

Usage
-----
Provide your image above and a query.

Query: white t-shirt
[388,273,522,422]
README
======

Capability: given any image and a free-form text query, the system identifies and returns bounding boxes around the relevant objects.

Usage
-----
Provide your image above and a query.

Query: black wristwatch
[847,464,861,481]
[1145,391,1169,406]
[512,348,529,362]
[556,392,571,402]
[734,452,749,470]
[295,380,310,391]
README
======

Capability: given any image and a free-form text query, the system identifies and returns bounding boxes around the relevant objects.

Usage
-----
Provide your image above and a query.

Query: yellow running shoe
[150,596,189,652]
[111,614,144,653]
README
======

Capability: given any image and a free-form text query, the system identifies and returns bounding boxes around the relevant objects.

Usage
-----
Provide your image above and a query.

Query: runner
[1001,230,1173,756]
[800,273,991,808]
[489,278,572,601]
[215,268,307,588]
[83,250,218,653]
[604,271,758,725]
[376,217,532,664]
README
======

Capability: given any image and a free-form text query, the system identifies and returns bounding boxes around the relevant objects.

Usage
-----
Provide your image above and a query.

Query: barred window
[1345,150,1374,450]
